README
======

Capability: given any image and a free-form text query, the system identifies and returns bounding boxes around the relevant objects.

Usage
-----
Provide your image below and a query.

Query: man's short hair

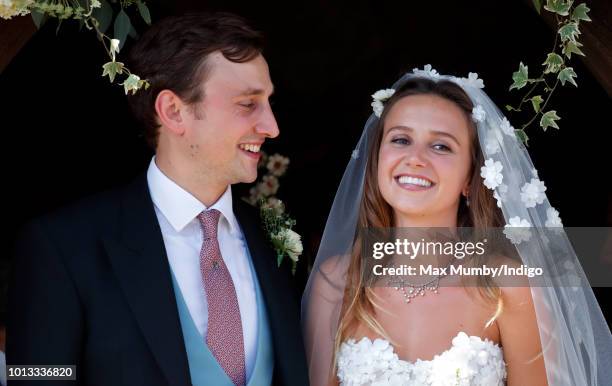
[126,12,265,149]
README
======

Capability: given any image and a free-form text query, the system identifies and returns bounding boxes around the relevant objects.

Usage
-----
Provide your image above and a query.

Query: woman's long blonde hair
[333,78,506,368]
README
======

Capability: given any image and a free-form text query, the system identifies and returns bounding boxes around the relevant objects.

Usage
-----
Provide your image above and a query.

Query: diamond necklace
[387,260,453,303]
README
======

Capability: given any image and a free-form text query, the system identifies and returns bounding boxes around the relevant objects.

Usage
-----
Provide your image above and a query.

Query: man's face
[181,52,278,186]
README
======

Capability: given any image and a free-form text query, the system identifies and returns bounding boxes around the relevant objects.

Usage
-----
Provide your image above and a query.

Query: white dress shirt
[147,157,258,380]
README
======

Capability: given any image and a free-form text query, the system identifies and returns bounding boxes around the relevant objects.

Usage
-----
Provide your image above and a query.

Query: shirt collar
[146,157,240,234]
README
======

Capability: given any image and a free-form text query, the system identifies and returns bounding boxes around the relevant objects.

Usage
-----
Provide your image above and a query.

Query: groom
[7,12,308,386]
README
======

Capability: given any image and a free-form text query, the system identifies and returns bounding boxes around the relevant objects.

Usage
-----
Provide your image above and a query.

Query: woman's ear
[462,178,471,197]
[155,90,187,136]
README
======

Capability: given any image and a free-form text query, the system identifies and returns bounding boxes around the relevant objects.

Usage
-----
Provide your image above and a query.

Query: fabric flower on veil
[460,72,485,89]
[480,159,503,190]
[485,135,501,155]
[499,117,515,137]
[371,88,396,117]
[503,216,532,244]
[493,184,508,208]
[412,64,440,79]
[545,207,563,228]
[472,105,487,123]
[520,178,547,208]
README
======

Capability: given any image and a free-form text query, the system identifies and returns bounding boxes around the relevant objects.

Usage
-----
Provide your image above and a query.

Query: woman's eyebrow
[387,125,461,146]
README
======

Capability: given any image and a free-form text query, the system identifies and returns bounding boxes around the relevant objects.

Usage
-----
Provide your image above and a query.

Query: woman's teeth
[397,176,433,187]
[239,143,261,153]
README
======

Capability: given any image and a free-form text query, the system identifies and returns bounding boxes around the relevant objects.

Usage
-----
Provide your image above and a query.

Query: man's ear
[155,90,187,135]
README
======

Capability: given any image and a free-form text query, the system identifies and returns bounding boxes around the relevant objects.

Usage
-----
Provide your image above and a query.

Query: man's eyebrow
[387,125,461,146]
[236,86,275,97]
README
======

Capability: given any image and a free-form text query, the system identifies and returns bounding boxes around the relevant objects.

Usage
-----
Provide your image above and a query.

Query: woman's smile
[394,173,436,191]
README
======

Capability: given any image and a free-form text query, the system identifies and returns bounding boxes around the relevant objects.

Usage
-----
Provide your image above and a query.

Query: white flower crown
[370,65,564,244]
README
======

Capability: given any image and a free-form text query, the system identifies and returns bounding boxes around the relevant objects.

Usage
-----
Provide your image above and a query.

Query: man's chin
[235,171,258,185]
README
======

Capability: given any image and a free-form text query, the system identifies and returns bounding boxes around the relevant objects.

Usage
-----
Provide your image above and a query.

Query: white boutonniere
[243,151,303,274]
[260,199,302,274]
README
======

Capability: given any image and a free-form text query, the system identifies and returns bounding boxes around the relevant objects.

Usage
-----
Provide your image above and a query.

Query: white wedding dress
[336,332,506,386]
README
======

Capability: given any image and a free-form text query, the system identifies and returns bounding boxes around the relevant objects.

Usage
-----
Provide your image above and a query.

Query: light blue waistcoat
[169,257,274,386]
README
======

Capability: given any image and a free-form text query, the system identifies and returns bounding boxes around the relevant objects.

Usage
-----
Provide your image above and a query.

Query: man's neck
[154,155,227,207]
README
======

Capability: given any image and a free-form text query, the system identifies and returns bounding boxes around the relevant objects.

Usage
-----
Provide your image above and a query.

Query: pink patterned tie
[197,209,246,386]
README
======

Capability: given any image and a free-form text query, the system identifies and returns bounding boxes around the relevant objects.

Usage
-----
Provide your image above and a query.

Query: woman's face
[377,94,473,227]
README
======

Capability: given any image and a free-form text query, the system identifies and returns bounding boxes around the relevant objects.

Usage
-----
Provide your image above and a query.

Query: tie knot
[197,209,221,240]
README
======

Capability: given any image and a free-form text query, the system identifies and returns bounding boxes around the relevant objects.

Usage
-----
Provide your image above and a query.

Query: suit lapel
[233,197,309,386]
[103,173,192,386]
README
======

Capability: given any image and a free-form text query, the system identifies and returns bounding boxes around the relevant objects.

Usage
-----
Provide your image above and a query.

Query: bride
[302,66,612,385]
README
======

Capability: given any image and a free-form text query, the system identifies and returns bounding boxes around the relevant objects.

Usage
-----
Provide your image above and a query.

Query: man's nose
[255,105,279,138]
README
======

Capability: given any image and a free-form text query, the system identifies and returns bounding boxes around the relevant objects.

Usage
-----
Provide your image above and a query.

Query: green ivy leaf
[558,67,578,86]
[558,22,580,42]
[31,10,47,29]
[563,40,585,58]
[543,53,564,74]
[505,105,520,112]
[114,9,132,51]
[92,0,112,34]
[531,95,544,112]
[122,73,141,94]
[136,1,152,25]
[128,24,139,39]
[515,129,529,146]
[137,78,149,90]
[571,3,591,22]
[101,61,124,82]
[544,0,571,16]
[510,62,529,91]
[56,19,63,35]
[540,110,561,131]
[532,0,542,13]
